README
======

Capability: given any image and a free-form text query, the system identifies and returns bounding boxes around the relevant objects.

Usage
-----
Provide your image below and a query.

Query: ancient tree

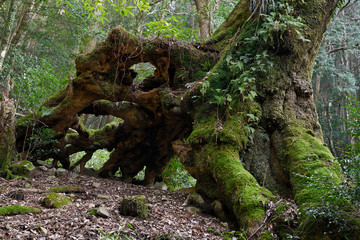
[14,0,359,238]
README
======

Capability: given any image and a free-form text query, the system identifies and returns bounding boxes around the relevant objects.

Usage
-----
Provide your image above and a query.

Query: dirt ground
[0,167,233,239]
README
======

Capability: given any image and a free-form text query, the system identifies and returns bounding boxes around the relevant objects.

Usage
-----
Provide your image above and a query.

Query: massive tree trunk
[15,0,359,238]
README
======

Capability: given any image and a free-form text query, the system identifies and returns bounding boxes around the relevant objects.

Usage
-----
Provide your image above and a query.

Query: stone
[69,172,78,178]
[7,190,24,200]
[47,176,56,180]
[153,182,168,191]
[9,160,36,178]
[118,195,149,219]
[37,160,51,168]
[39,226,48,235]
[38,166,48,172]
[211,200,226,221]
[96,206,111,218]
[48,168,56,175]
[83,168,99,178]
[96,194,109,199]
[92,182,101,188]
[42,192,71,208]
[55,168,67,177]
[185,192,205,206]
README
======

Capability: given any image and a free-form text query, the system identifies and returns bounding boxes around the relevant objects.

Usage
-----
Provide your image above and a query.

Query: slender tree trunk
[313,72,321,104]
[0,71,16,177]
[194,0,211,39]
[325,99,337,156]
[0,1,28,70]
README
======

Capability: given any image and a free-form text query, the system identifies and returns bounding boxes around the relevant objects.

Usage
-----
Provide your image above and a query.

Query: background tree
[313,1,360,158]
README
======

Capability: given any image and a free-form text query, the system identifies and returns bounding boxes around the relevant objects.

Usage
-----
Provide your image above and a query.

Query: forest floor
[0,166,232,239]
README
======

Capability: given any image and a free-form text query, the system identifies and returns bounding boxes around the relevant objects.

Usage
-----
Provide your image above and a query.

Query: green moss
[42,192,72,208]
[188,99,260,149]
[187,116,217,144]
[87,208,97,216]
[282,124,343,205]
[16,113,41,127]
[9,160,36,178]
[48,186,83,193]
[259,230,275,240]
[0,205,41,216]
[118,195,149,219]
[196,144,272,229]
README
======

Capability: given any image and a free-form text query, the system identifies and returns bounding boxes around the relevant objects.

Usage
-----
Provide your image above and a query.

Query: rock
[96,206,111,218]
[42,192,72,208]
[83,168,99,178]
[186,206,201,214]
[154,182,168,191]
[92,182,101,188]
[55,168,67,177]
[89,203,96,209]
[38,166,48,172]
[69,172,78,178]
[47,176,56,180]
[96,194,109,199]
[9,160,36,178]
[48,168,56,175]
[37,160,51,168]
[118,195,149,219]
[7,190,24,200]
[185,192,205,206]
[39,226,48,235]
[211,200,226,221]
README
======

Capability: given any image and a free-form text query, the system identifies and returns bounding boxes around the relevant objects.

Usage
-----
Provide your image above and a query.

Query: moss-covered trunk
[185,0,357,238]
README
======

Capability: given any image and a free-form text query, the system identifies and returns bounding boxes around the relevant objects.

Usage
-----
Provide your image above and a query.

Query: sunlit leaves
[62,0,149,23]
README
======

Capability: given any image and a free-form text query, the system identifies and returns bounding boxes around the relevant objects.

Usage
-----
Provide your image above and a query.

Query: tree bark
[194,0,211,39]
[0,71,16,178]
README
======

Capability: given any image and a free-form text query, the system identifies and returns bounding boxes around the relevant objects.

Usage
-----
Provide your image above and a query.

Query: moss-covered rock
[0,205,41,216]
[9,160,36,178]
[48,186,83,193]
[118,195,149,219]
[42,192,72,208]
